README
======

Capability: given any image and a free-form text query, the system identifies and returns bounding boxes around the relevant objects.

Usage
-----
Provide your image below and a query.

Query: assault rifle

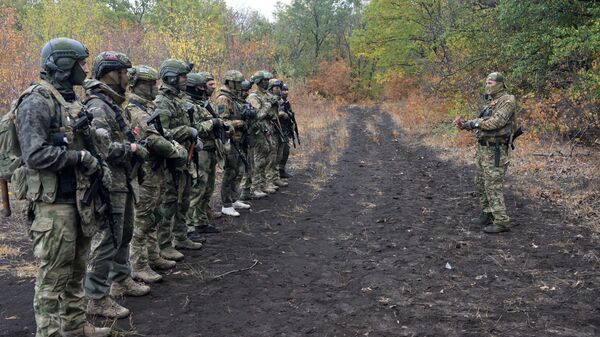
[281,100,300,147]
[72,109,117,248]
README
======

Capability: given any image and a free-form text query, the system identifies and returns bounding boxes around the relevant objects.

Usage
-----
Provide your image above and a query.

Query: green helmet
[268,78,283,90]
[92,51,132,79]
[486,72,504,83]
[251,70,270,84]
[41,37,89,72]
[223,70,244,83]
[198,71,214,82]
[241,80,252,91]
[186,72,207,87]
[128,65,158,86]
[159,59,192,79]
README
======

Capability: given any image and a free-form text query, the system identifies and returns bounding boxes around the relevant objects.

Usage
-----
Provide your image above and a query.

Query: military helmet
[198,71,214,82]
[282,83,289,91]
[41,37,89,72]
[486,72,504,83]
[128,65,158,86]
[251,70,271,84]
[159,59,192,79]
[241,80,252,91]
[92,51,132,79]
[186,72,207,87]
[268,78,283,90]
[223,70,244,83]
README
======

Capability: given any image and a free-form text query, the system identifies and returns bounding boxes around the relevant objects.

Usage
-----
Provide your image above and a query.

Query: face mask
[69,61,87,85]
[134,81,158,100]
[272,87,282,96]
[258,79,269,90]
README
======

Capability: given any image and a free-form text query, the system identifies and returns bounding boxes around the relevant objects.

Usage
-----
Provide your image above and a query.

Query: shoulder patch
[218,105,225,114]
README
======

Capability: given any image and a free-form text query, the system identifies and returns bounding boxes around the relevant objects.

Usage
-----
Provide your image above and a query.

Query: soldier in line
[155,59,204,258]
[278,83,296,178]
[266,78,288,188]
[84,51,150,319]
[239,79,263,201]
[455,72,518,234]
[247,71,277,196]
[184,72,224,232]
[17,37,112,337]
[127,65,188,283]
[216,70,252,217]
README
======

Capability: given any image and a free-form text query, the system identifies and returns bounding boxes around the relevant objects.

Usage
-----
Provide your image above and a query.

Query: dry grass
[385,95,600,233]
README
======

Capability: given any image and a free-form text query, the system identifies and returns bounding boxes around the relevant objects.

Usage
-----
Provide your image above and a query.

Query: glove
[453,117,465,129]
[189,127,198,139]
[79,151,99,176]
[100,161,112,188]
[462,120,479,130]
[211,118,222,128]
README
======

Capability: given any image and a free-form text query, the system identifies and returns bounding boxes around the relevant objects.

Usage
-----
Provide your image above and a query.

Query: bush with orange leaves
[307,59,357,104]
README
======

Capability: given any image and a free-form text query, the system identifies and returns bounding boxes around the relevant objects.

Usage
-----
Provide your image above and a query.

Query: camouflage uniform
[127,89,187,277]
[216,84,246,208]
[461,72,518,233]
[16,38,109,337]
[183,78,221,228]
[278,93,295,177]
[83,77,142,299]
[247,85,274,194]
[266,79,288,188]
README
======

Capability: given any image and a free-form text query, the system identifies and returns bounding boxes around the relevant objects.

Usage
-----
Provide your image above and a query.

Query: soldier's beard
[486,82,505,97]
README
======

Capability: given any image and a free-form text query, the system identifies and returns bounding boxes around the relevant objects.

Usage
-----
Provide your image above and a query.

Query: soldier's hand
[189,127,198,139]
[133,143,149,159]
[101,162,112,188]
[79,151,100,176]
[453,117,465,129]
[211,118,223,128]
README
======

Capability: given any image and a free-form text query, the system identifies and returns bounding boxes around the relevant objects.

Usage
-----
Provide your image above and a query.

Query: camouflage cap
[186,72,207,87]
[92,51,132,79]
[128,65,159,85]
[486,72,504,83]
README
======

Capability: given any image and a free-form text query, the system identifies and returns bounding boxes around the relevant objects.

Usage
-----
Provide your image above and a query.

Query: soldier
[247,71,277,195]
[279,83,297,178]
[455,72,518,234]
[83,51,150,319]
[184,72,224,233]
[239,80,263,200]
[267,79,288,188]
[17,37,111,337]
[216,70,252,217]
[155,59,204,258]
[127,65,188,283]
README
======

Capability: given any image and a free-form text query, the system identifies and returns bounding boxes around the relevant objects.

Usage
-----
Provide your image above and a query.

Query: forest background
[1,0,600,228]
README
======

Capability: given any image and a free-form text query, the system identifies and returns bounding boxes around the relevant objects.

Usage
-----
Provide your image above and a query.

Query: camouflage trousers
[221,145,245,207]
[158,170,191,248]
[475,145,510,225]
[267,135,284,183]
[278,139,290,173]
[131,169,166,269]
[187,149,218,227]
[85,191,134,299]
[241,147,254,195]
[30,202,92,337]
[250,132,272,191]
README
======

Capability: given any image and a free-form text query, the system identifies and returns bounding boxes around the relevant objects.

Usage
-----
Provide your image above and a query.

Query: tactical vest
[477,93,518,142]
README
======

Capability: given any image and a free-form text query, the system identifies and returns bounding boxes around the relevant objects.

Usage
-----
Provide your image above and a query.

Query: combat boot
[174,238,203,250]
[131,265,163,283]
[279,170,292,179]
[251,190,268,199]
[110,276,151,297]
[221,206,240,217]
[483,223,510,234]
[233,200,251,210]
[266,182,279,191]
[161,246,185,261]
[193,223,220,234]
[87,296,130,319]
[149,256,177,270]
[62,323,111,337]
[207,207,222,219]
[263,186,277,194]
[476,212,494,226]
[239,190,252,201]
[274,179,288,187]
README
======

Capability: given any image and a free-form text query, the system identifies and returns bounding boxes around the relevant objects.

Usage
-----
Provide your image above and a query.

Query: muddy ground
[1,106,599,337]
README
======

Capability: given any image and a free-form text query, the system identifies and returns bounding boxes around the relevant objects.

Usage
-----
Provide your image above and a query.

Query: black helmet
[282,83,289,91]
[241,80,252,91]
[92,51,132,79]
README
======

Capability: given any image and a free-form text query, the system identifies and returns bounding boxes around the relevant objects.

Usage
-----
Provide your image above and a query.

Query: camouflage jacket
[84,80,135,193]
[247,87,273,137]
[155,84,196,150]
[183,94,218,149]
[469,90,518,141]
[215,86,245,142]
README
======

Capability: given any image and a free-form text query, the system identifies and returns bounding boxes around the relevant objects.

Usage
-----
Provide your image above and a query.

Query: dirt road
[1,106,599,337]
